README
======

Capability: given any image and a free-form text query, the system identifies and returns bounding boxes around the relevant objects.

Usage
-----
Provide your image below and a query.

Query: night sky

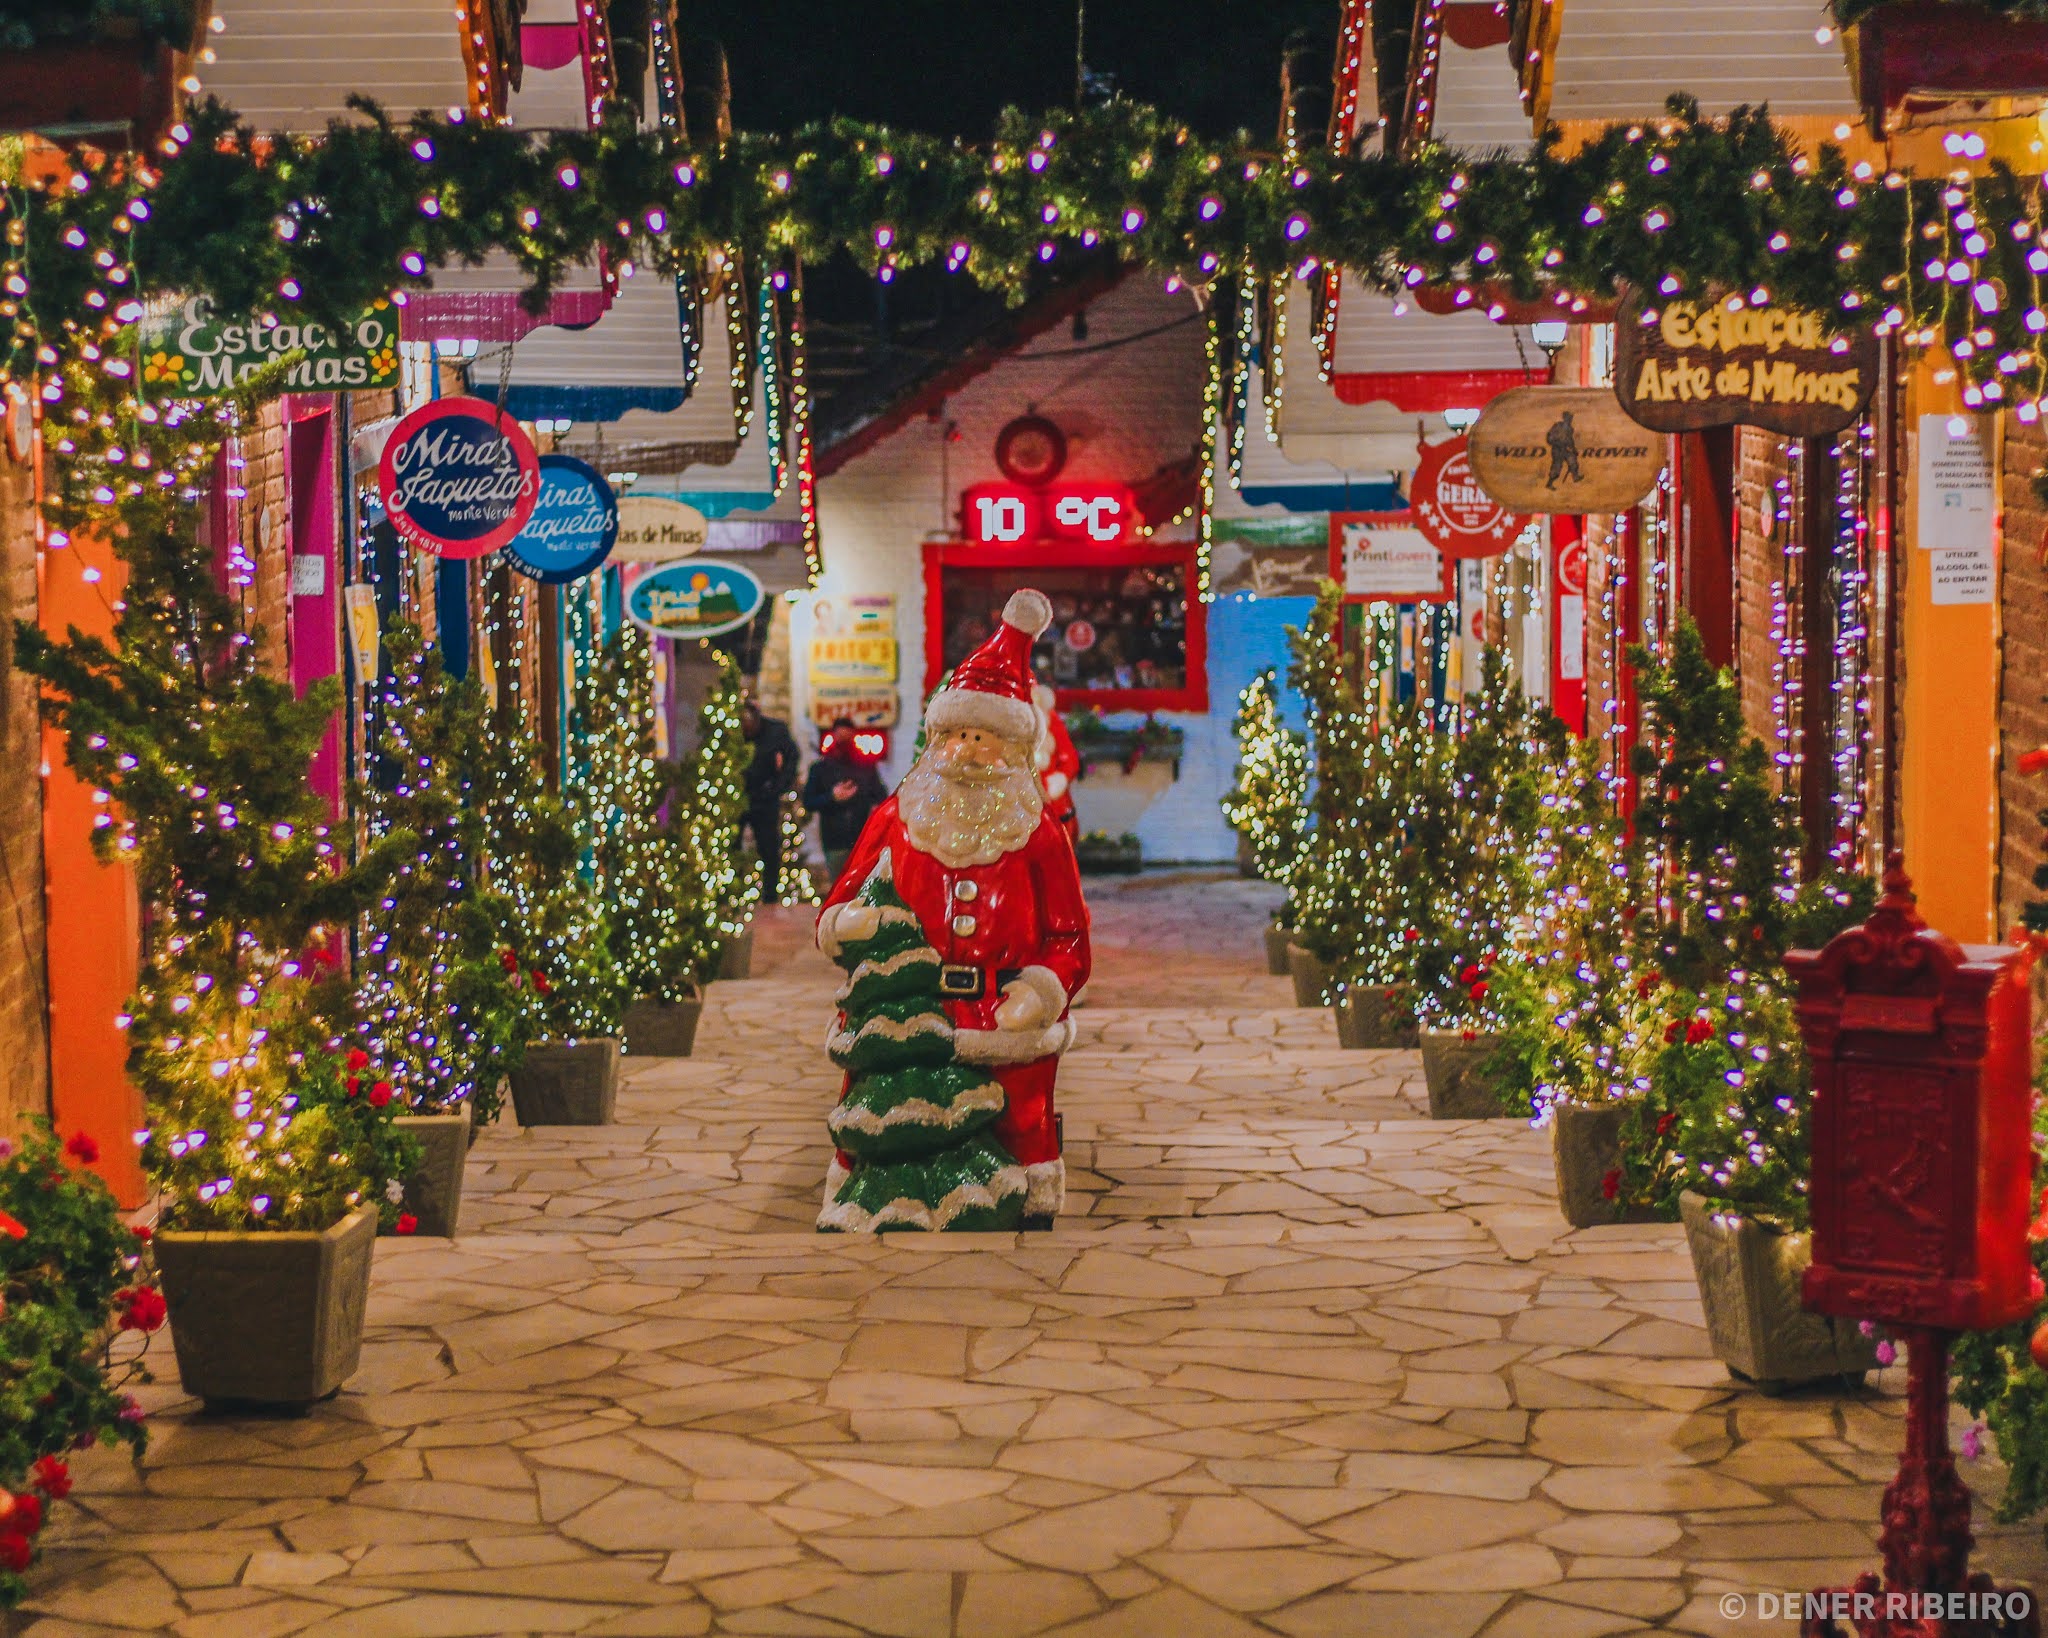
[687,0,1340,139]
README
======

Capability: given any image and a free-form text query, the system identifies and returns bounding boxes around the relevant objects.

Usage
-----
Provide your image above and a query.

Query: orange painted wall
[39,505,146,1207]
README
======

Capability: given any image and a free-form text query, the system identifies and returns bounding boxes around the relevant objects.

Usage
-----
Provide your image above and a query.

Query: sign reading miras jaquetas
[1613,292,1878,439]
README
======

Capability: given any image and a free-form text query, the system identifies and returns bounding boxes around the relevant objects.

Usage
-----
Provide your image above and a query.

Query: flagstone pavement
[15,873,2046,1637]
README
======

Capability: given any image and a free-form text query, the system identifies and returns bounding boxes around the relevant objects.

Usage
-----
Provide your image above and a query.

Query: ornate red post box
[1786,860,2040,1638]
[1788,861,2038,1333]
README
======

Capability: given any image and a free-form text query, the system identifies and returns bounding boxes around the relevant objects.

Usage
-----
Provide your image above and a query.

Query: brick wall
[0,454,50,1134]
[2000,416,2048,940]
[1735,427,1791,759]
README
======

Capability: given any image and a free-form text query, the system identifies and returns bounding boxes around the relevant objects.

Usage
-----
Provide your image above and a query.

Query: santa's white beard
[898,756,1044,868]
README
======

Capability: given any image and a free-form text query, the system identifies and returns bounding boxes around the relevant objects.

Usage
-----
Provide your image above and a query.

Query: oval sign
[613,494,710,564]
[377,396,540,559]
[1411,435,1531,560]
[1467,387,1665,516]
[625,560,765,640]
[506,455,618,584]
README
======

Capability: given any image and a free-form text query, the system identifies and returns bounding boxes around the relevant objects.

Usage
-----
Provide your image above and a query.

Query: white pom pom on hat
[1003,588,1053,638]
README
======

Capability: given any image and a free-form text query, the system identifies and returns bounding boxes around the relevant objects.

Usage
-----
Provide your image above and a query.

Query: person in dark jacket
[803,717,888,886]
[739,696,801,901]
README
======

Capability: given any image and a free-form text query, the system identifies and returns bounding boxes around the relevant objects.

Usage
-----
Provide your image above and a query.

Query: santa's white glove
[818,902,880,959]
[995,965,1068,1032]
[1044,772,1070,800]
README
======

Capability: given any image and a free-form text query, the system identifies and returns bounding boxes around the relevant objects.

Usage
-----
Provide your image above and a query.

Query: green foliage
[5,94,2036,415]
[679,652,760,969]
[0,1125,156,1605]
[0,0,194,50]
[474,696,628,1040]
[1220,669,1309,885]
[356,623,527,1124]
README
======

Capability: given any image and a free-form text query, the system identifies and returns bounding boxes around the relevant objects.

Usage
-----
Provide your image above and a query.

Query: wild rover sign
[139,296,400,394]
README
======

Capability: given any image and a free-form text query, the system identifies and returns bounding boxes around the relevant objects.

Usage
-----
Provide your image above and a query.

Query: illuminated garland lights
[6,96,2048,415]
[1219,668,1309,883]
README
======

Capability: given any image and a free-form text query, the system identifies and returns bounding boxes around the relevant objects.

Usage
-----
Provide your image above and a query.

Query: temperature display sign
[963,482,1138,547]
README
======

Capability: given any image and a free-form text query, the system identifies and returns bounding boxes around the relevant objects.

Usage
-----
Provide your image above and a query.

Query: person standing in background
[804,716,889,887]
[739,696,800,901]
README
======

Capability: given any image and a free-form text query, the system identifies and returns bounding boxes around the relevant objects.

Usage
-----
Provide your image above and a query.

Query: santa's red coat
[1040,710,1082,834]
[820,797,1090,1168]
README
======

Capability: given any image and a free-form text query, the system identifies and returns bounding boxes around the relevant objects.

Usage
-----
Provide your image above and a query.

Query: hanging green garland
[5,92,2047,416]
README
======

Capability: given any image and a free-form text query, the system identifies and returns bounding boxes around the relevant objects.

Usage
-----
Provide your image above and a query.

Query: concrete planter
[1286,944,1334,1008]
[1552,1099,1630,1228]
[154,1205,377,1408]
[1679,1191,1881,1393]
[717,922,756,981]
[623,994,704,1057]
[1263,923,1293,977]
[392,1107,470,1238]
[1420,1030,1509,1119]
[1335,986,1418,1050]
[508,1038,620,1125]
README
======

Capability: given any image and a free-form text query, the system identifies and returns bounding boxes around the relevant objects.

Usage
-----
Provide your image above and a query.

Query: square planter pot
[623,994,704,1057]
[1336,986,1419,1050]
[1679,1192,1881,1394]
[509,1038,620,1125]
[153,1205,378,1409]
[1552,1099,1631,1228]
[1420,1030,1509,1119]
[717,923,756,981]
[393,1106,470,1238]
[1263,922,1294,977]
[1286,944,1334,1008]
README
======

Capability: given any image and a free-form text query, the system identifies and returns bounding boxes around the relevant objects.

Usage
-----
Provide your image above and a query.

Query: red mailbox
[1788,860,2039,1332]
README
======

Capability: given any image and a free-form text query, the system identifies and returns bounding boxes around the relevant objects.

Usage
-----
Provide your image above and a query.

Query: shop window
[923,541,1208,715]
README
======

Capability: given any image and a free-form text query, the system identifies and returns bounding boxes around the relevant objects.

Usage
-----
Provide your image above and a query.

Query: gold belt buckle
[938,964,984,998]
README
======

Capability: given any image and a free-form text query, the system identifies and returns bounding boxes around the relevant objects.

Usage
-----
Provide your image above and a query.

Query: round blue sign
[625,560,766,640]
[505,455,618,584]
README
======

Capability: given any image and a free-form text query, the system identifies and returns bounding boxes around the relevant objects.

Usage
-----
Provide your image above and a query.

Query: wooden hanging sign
[1467,387,1664,515]
[1613,291,1878,437]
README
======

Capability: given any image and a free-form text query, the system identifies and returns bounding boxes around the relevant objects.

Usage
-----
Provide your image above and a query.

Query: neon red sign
[963,482,1138,546]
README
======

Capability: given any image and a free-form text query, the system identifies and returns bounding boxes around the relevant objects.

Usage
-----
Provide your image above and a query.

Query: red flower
[1634,971,1659,999]
[344,1077,360,1098]
[1459,965,1479,985]
[0,1210,25,1241]
[116,1287,166,1333]
[130,1223,152,1243]
[1401,928,1419,943]
[1600,1168,1622,1201]
[0,1532,30,1572]
[1656,1111,1678,1137]
[1663,1019,1684,1044]
[500,948,519,973]
[64,1131,99,1165]
[9,1493,41,1536]
[28,1458,68,1501]
[367,1081,393,1109]
[345,1048,370,1072]
[1460,1028,1478,1042]
[395,1213,418,1236]
[531,970,552,995]
[1468,981,1488,1002]
[1685,1017,1714,1046]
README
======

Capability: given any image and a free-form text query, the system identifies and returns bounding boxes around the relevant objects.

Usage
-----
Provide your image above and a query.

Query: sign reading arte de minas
[1613,292,1878,438]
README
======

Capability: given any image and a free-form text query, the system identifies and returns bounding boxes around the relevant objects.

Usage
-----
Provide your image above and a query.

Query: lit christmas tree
[1220,668,1309,884]
[818,852,1027,1233]
[778,789,824,906]
[356,621,528,1124]
[676,653,759,974]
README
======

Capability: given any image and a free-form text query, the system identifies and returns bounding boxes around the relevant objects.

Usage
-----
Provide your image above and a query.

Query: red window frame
[922,538,1209,716]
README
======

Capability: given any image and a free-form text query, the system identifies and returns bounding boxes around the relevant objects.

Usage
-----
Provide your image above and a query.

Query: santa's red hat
[925,588,1052,742]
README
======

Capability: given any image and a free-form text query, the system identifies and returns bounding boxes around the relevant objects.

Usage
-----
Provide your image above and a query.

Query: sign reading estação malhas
[142,296,400,394]
[1613,292,1878,438]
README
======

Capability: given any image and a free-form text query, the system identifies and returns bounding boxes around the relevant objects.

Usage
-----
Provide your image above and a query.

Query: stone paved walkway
[15,874,2045,1637]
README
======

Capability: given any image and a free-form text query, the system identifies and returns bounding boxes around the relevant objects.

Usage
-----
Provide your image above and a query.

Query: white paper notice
[290,553,327,597]
[1916,415,1995,551]
[1339,521,1445,600]
[1928,543,1996,606]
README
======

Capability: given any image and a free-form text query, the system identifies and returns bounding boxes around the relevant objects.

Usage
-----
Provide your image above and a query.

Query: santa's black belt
[938,965,1022,1000]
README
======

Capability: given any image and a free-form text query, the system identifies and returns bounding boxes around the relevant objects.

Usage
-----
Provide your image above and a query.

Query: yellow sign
[810,684,900,729]
[809,634,898,684]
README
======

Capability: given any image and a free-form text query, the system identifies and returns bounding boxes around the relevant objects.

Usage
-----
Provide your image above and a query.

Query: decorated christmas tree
[1221,668,1309,885]
[356,621,527,1123]
[818,852,1027,1233]
[680,654,760,971]
[778,789,824,906]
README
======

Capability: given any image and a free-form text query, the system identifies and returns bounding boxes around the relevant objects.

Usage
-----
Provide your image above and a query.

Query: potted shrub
[1611,620,1876,1389]
[592,635,752,1055]
[1221,668,1309,888]
[0,1124,159,1607]
[1074,831,1143,874]
[356,622,529,1235]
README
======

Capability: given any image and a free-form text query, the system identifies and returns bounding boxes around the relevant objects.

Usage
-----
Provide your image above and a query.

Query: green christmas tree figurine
[819,851,1027,1233]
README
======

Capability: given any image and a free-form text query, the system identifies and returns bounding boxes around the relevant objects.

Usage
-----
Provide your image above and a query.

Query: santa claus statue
[818,589,1091,1230]
[1032,681,1081,843]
